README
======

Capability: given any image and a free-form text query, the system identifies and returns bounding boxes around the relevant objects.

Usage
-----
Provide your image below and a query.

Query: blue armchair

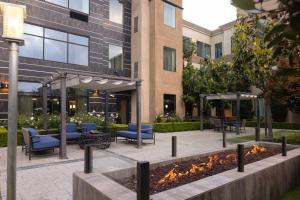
[80,123,97,135]
[117,124,155,144]
[66,123,82,140]
[22,128,60,160]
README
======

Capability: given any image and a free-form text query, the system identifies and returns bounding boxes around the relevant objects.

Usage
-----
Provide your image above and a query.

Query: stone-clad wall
[0,0,132,119]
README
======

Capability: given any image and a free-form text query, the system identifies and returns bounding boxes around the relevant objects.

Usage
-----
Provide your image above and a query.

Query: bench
[116,124,155,144]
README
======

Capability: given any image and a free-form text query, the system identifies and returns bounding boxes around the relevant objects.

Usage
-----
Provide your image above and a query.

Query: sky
[183,0,237,30]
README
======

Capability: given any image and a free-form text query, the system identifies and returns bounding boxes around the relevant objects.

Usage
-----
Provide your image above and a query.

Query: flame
[245,144,266,157]
[157,145,267,185]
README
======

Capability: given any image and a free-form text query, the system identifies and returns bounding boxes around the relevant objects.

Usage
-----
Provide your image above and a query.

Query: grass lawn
[228,130,300,145]
[281,186,300,200]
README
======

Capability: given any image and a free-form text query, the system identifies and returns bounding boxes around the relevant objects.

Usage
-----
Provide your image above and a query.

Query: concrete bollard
[137,161,150,200]
[237,144,244,172]
[172,136,177,157]
[282,136,287,156]
[84,145,93,174]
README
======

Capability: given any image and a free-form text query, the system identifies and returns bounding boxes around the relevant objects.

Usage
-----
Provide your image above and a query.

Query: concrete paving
[0,128,257,200]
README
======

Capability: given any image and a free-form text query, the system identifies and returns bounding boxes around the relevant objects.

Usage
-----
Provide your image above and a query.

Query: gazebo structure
[199,92,261,140]
[42,70,142,159]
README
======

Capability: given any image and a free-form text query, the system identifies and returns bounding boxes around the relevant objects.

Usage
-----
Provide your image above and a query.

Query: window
[18,82,42,115]
[215,42,223,59]
[197,41,211,58]
[134,16,139,33]
[109,44,123,71]
[134,62,138,78]
[164,94,176,114]
[20,24,89,66]
[164,47,176,72]
[46,0,89,14]
[164,2,176,28]
[109,0,123,24]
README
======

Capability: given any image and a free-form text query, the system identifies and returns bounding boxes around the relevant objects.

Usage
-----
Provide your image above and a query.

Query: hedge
[246,121,300,130]
[153,122,210,133]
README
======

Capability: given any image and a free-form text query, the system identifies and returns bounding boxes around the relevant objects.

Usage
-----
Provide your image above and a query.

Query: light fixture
[110,94,115,98]
[0,2,26,42]
[127,81,136,86]
[96,79,109,85]
[113,81,123,85]
[80,76,93,84]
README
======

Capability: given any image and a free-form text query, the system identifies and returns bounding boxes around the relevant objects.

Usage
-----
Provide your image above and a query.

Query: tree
[232,15,275,140]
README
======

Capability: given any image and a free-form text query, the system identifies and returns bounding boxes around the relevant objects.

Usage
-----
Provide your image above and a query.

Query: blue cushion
[117,131,153,139]
[66,123,78,133]
[66,132,81,140]
[128,124,137,132]
[28,128,39,137]
[32,136,59,149]
[32,136,40,143]
[141,124,153,134]
[80,123,97,134]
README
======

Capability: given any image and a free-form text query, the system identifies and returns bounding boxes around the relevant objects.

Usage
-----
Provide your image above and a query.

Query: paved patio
[0,128,258,200]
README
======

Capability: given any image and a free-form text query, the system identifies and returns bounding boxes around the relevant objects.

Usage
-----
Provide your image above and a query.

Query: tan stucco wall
[131,0,184,122]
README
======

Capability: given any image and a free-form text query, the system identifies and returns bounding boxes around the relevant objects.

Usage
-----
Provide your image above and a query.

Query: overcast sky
[183,0,237,30]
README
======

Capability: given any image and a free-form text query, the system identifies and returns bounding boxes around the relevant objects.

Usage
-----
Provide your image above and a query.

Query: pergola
[42,70,142,159]
[199,92,261,137]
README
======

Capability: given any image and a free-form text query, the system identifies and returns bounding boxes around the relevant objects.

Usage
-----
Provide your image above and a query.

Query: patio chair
[80,123,97,135]
[209,118,215,129]
[116,123,155,144]
[233,119,247,133]
[66,123,82,140]
[214,119,222,131]
[22,128,60,160]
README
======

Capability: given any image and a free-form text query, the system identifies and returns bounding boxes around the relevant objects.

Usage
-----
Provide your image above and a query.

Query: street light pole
[7,42,19,200]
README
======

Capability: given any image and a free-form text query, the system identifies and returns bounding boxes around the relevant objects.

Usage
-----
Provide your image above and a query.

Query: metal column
[59,74,67,159]
[104,91,109,130]
[136,81,142,148]
[42,84,48,130]
[221,100,226,148]
[255,97,260,141]
[236,92,241,135]
[7,42,19,200]
[200,94,204,131]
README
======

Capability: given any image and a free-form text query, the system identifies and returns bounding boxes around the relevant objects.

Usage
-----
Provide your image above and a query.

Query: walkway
[0,129,256,200]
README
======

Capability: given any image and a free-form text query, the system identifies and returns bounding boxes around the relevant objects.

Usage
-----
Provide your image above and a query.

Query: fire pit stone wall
[73,143,300,200]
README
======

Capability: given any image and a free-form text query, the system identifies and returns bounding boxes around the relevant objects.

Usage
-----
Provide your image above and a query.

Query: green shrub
[0,128,23,147]
[153,122,210,133]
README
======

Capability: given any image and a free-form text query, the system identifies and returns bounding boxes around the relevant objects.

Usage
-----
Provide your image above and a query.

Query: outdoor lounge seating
[80,123,97,135]
[116,123,155,144]
[22,128,60,160]
[66,123,82,140]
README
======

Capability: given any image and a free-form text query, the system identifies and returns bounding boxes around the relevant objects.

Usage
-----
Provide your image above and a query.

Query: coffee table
[79,131,111,149]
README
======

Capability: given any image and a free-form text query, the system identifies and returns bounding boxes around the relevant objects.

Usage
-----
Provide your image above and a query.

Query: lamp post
[0,2,26,200]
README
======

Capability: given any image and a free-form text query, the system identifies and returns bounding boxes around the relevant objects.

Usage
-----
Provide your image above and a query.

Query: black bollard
[84,145,93,173]
[222,131,226,148]
[237,144,244,172]
[137,161,150,200]
[282,136,287,156]
[172,136,177,157]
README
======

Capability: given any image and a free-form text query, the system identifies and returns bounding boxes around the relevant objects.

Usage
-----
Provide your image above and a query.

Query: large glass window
[18,82,43,115]
[197,41,211,58]
[164,2,176,28]
[109,44,123,71]
[164,94,176,114]
[109,0,123,24]
[46,0,89,14]
[215,42,223,59]
[20,24,89,66]
[163,47,176,72]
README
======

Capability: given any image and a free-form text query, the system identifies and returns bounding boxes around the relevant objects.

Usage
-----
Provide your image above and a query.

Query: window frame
[109,0,124,24]
[215,42,223,59]
[163,2,176,28]
[20,23,89,66]
[163,46,176,72]
[197,41,211,58]
[108,44,124,71]
[44,0,90,14]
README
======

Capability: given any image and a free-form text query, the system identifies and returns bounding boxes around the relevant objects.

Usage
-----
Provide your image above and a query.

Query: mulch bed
[115,145,293,195]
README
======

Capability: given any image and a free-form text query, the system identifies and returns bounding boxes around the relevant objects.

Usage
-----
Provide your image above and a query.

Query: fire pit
[115,144,286,194]
[73,142,300,200]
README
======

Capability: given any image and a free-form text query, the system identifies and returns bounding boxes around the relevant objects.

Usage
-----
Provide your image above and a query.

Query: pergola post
[221,100,226,148]
[59,73,67,159]
[236,92,241,135]
[42,84,48,130]
[136,80,142,148]
[104,90,109,129]
[256,97,261,141]
[200,94,204,131]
